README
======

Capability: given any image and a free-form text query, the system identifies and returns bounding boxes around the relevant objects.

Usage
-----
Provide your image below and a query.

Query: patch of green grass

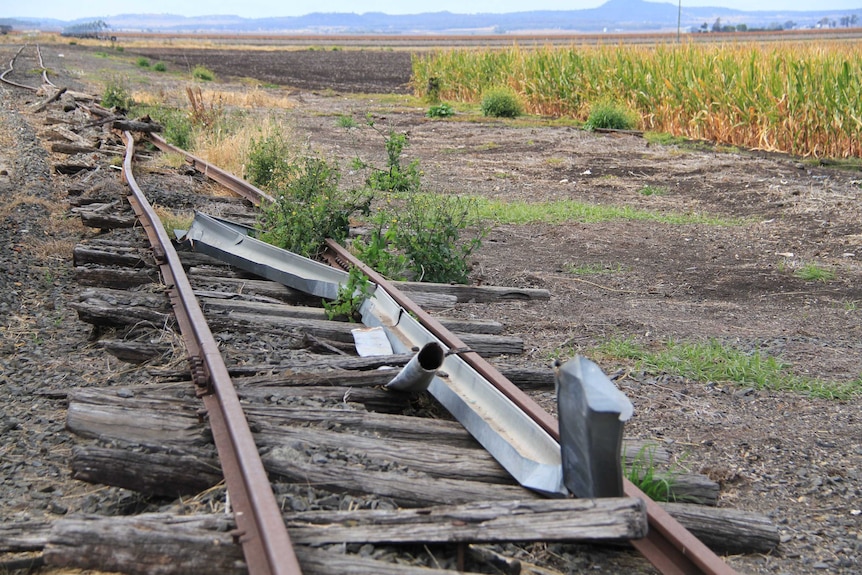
[153,62,167,72]
[564,262,624,275]
[136,57,150,68]
[794,262,835,282]
[597,337,861,400]
[94,51,109,58]
[626,445,674,502]
[645,132,686,146]
[475,198,740,226]
[426,102,455,118]
[639,185,667,196]
[336,115,358,128]
[192,65,214,81]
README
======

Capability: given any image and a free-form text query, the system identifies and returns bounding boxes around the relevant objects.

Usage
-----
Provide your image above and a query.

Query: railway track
[0,44,53,91]
[0,46,774,574]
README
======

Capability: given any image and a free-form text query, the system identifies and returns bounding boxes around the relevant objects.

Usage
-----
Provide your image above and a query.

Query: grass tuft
[597,337,861,400]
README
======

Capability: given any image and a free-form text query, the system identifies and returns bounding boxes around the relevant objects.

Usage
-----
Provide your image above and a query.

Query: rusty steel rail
[0,44,52,91]
[119,131,302,575]
[148,133,276,204]
[151,131,739,575]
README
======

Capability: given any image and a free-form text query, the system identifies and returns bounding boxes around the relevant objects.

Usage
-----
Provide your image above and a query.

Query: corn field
[411,42,862,158]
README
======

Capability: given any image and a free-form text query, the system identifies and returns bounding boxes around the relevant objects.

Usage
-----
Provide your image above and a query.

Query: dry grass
[132,86,294,111]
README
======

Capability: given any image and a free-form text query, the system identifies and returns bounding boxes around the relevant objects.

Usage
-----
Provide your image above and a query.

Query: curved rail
[0,44,53,91]
[164,137,740,575]
[120,131,302,575]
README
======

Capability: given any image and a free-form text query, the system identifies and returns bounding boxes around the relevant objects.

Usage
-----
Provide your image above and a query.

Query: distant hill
[3,0,861,34]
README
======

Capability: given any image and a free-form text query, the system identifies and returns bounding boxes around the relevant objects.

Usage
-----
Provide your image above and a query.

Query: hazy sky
[8,0,862,20]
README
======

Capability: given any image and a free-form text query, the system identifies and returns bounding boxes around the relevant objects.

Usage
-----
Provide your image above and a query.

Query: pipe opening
[417,341,445,371]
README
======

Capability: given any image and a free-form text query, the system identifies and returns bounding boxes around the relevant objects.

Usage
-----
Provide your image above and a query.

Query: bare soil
[2,42,861,575]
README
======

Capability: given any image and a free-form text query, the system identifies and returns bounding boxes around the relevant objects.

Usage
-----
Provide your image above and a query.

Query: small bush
[426,103,454,118]
[131,104,193,150]
[153,62,167,72]
[246,134,295,190]
[257,156,372,259]
[101,77,133,110]
[585,101,638,131]
[136,57,150,67]
[480,87,522,118]
[115,46,124,52]
[192,65,214,81]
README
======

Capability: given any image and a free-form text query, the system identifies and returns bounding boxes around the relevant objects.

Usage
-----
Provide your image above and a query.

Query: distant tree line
[699,13,859,33]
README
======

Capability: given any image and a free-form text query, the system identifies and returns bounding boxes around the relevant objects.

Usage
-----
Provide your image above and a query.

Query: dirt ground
[3,41,861,574]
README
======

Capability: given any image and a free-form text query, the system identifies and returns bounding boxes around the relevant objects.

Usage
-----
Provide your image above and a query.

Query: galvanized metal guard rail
[149,132,739,575]
[120,131,302,575]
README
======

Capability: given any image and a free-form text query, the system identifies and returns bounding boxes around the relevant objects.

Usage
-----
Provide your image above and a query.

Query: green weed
[323,266,373,322]
[136,57,150,68]
[794,262,835,282]
[426,102,455,118]
[336,115,358,129]
[257,155,372,260]
[585,101,638,131]
[101,77,133,110]
[153,62,167,72]
[480,87,522,118]
[192,65,215,81]
[639,185,667,196]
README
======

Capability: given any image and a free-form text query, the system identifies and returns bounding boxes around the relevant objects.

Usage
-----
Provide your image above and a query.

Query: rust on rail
[120,131,302,575]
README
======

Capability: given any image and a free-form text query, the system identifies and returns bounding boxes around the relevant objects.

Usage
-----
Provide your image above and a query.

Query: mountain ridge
[3,0,860,33]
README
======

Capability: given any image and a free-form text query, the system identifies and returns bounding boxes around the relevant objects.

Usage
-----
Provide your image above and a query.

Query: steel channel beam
[323,240,738,575]
[186,214,565,495]
[120,132,302,575]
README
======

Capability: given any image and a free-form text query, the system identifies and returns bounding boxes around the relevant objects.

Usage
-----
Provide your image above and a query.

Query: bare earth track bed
[0,42,860,574]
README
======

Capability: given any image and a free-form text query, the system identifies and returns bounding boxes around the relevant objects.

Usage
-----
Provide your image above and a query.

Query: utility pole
[677,0,682,42]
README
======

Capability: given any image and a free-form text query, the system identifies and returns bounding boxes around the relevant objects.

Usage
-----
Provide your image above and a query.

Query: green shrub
[364,121,420,193]
[192,65,214,81]
[322,266,372,322]
[136,57,150,67]
[257,156,372,259]
[336,115,358,128]
[426,103,454,118]
[480,87,522,118]
[115,46,124,52]
[153,62,167,72]
[101,77,133,110]
[585,101,638,131]
[130,104,193,150]
[246,134,294,190]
